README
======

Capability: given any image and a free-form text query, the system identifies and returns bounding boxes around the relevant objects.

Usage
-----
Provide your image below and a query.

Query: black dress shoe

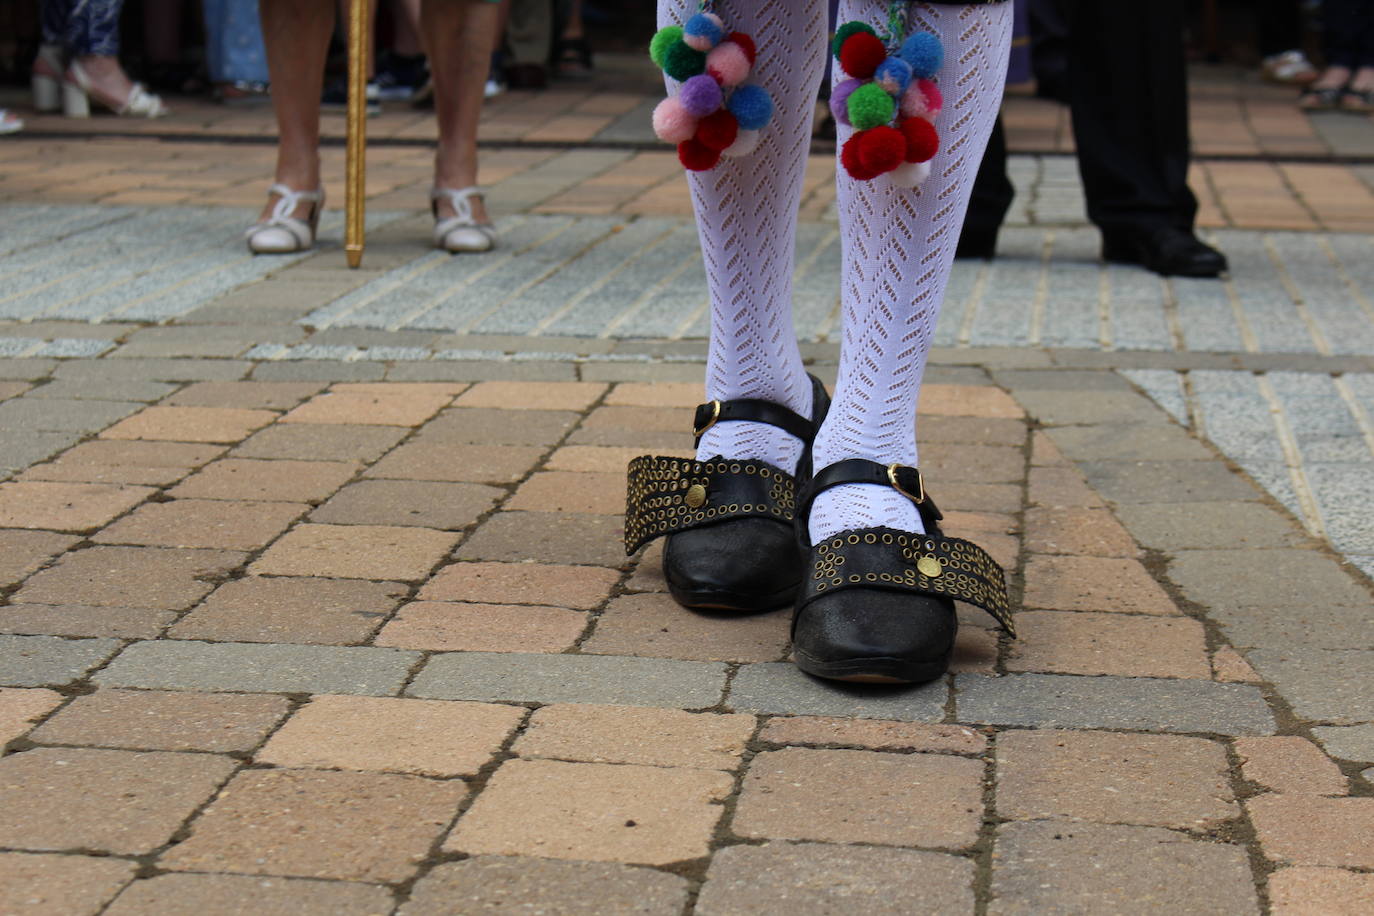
[791,460,1014,683]
[1101,225,1228,277]
[624,375,830,613]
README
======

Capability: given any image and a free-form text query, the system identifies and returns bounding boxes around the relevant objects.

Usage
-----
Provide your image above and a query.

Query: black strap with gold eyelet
[624,456,797,555]
[799,458,944,534]
[692,398,817,447]
[796,459,1013,635]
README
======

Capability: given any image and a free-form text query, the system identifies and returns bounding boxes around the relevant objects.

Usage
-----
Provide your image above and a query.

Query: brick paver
[0,56,1371,909]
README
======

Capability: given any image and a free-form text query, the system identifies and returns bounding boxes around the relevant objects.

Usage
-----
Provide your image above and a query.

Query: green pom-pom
[847,82,895,130]
[650,26,685,69]
[832,21,876,58]
[662,41,707,81]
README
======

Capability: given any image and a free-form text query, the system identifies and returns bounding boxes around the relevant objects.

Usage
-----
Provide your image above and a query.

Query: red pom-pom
[840,133,881,180]
[839,31,886,80]
[858,125,905,174]
[695,109,739,152]
[679,138,721,171]
[727,32,756,65]
[899,116,939,162]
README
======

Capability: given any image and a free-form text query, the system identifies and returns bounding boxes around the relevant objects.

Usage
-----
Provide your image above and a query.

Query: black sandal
[625,375,830,612]
[791,459,1014,683]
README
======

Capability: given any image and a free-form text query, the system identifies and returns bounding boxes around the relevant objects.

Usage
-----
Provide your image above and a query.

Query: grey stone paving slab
[24,379,177,402]
[990,820,1260,916]
[954,673,1275,735]
[0,634,121,686]
[1121,369,1191,425]
[1168,549,1370,613]
[1045,425,1211,462]
[250,361,387,382]
[1114,502,1307,551]
[1012,390,1171,427]
[726,662,947,721]
[0,358,56,380]
[94,641,420,695]
[53,358,251,383]
[0,432,82,476]
[1245,649,1374,724]
[1208,602,1374,652]
[0,398,141,432]
[1311,724,1374,763]
[406,651,726,709]
[1079,460,1261,504]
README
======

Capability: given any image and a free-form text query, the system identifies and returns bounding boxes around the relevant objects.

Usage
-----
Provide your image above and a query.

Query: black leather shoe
[624,375,830,612]
[1101,225,1227,277]
[791,460,1014,683]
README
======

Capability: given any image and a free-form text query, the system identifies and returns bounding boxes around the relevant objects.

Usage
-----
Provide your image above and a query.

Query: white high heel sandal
[245,185,324,254]
[31,45,64,113]
[62,59,168,119]
[431,187,497,253]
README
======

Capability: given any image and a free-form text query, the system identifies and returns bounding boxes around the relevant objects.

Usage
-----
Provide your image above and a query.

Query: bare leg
[425,0,501,224]
[259,0,334,220]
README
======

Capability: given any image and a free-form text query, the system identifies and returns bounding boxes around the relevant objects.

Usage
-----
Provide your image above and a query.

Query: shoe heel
[32,74,60,112]
[62,82,90,118]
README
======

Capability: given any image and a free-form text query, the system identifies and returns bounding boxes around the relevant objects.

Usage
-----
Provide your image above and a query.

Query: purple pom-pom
[728,84,773,130]
[829,78,862,127]
[683,12,725,52]
[899,31,943,78]
[652,96,697,144]
[679,74,723,117]
[875,57,914,96]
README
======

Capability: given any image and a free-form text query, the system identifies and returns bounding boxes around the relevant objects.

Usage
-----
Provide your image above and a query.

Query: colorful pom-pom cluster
[650,12,774,171]
[832,22,944,187]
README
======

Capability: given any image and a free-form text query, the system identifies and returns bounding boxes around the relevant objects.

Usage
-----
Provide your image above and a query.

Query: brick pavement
[1,56,1373,916]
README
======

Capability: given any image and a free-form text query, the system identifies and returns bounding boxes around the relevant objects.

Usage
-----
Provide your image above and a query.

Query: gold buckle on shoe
[693,400,721,438]
[887,464,926,504]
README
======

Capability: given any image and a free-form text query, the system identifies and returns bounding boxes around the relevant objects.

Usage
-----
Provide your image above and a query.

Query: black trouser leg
[1066,0,1197,233]
[957,115,1014,257]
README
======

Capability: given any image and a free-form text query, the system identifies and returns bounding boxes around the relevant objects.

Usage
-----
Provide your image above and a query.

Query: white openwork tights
[656,1,1012,541]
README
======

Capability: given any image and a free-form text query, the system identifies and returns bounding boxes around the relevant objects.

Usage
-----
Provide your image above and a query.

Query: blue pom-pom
[899,32,943,78]
[874,57,914,96]
[683,12,725,52]
[727,84,773,130]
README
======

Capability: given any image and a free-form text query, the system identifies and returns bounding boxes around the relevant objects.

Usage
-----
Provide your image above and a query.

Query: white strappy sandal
[63,60,168,119]
[431,186,497,253]
[245,185,324,254]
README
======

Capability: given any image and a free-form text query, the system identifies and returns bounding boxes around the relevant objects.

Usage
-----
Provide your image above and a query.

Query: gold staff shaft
[344,0,369,268]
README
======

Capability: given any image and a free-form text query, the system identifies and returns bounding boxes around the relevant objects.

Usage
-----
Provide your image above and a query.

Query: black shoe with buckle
[791,459,1015,683]
[624,375,830,612]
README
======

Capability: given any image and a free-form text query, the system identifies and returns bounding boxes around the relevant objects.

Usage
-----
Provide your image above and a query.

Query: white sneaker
[1262,50,1318,85]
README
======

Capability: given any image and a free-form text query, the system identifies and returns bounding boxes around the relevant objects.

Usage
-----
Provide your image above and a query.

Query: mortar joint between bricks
[385,704,538,906]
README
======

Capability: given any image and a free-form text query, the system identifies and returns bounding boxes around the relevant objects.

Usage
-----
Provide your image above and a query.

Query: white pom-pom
[721,128,762,158]
[887,160,931,188]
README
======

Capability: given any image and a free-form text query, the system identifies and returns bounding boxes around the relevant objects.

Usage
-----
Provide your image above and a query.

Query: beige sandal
[431,187,497,253]
[245,184,324,254]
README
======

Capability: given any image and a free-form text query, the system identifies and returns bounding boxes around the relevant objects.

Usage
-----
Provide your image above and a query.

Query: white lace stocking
[809,1,1012,542]
[657,0,827,472]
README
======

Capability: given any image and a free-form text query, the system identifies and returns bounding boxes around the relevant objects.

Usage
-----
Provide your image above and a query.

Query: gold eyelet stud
[916,556,943,578]
[685,484,708,508]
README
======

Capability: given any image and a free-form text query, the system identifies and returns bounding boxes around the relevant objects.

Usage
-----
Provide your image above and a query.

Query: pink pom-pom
[918,79,942,117]
[727,32,757,65]
[829,78,862,127]
[706,41,751,87]
[652,97,698,144]
[899,82,928,119]
[888,160,931,188]
[679,74,723,118]
[721,128,761,158]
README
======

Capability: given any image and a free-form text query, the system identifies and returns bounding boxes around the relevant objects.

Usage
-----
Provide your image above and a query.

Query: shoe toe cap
[663,518,800,608]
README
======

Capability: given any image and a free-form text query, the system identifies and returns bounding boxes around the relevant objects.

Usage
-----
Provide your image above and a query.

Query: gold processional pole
[344,0,369,268]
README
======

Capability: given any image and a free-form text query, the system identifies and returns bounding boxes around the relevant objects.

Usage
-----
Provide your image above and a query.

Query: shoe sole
[667,580,799,613]
[793,649,950,684]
